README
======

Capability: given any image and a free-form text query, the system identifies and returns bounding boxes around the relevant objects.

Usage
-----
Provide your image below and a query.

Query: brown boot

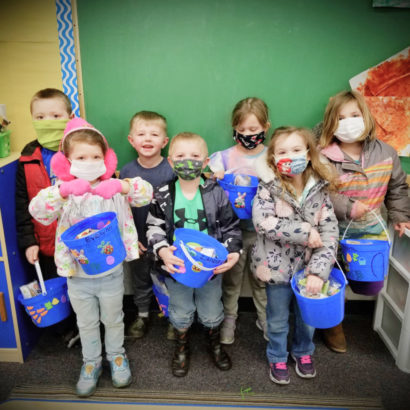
[323,323,347,353]
[172,328,190,377]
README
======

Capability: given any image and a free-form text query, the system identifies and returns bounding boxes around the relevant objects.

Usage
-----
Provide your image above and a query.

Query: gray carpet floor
[1,301,410,409]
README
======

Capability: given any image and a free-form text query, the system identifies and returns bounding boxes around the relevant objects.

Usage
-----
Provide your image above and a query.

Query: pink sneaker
[291,354,316,378]
[269,362,290,385]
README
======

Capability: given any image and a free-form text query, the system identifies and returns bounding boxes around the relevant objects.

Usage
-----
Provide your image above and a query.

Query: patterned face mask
[274,151,309,176]
[172,159,203,180]
[233,130,265,150]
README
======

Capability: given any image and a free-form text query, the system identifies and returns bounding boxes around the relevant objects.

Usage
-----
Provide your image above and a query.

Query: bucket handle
[341,209,391,245]
[34,261,47,296]
[179,240,220,271]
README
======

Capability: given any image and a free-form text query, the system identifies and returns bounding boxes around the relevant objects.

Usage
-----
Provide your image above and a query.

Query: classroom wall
[0,0,62,153]
[76,0,410,168]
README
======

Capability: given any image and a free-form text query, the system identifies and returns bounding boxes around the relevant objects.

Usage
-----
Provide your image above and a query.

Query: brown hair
[267,126,338,197]
[62,129,107,157]
[319,90,376,148]
[129,110,167,133]
[30,88,72,115]
[231,97,269,129]
[169,132,208,157]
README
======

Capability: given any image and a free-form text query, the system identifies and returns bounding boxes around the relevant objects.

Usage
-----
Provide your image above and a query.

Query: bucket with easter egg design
[61,212,126,275]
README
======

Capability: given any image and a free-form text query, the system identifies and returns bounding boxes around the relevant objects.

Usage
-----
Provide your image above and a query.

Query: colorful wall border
[55,0,81,117]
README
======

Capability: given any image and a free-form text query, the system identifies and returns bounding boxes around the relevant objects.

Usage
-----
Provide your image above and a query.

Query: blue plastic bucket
[339,211,391,295]
[172,228,228,288]
[18,277,71,328]
[218,174,258,219]
[151,274,169,317]
[61,212,126,275]
[291,268,347,329]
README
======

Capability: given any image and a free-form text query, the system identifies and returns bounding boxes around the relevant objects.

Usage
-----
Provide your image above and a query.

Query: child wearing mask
[252,126,339,384]
[209,97,270,344]
[146,132,242,377]
[15,88,78,345]
[319,90,410,353]
[29,117,153,397]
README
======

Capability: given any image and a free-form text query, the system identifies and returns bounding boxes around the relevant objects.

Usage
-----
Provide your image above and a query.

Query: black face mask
[233,130,265,150]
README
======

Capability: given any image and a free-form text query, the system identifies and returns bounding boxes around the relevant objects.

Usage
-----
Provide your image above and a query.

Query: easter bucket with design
[61,212,126,275]
[172,228,228,288]
[218,174,258,219]
[340,211,391,296]
[18,277,71,327]
[291,268,347,329]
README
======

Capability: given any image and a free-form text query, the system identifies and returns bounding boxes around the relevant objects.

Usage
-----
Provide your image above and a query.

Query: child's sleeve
[215,186,242,253]
[329,191,355,222]
[385,149,410,223]
[15,161,37,250]
[124,177,153,207]
[28,185,65,225]
[208,151,225,173]
[252,184,312,246]
[306,192,339,281]
[146,194,169,258]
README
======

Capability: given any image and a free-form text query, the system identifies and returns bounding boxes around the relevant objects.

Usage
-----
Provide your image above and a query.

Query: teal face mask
[172,159,203,180]
[33,119,69,151]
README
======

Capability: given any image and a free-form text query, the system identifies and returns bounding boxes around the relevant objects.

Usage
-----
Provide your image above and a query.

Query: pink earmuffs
[51,117,117,182]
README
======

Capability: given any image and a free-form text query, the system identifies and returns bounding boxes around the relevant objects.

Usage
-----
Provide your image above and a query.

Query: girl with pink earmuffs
[29,117,153,397]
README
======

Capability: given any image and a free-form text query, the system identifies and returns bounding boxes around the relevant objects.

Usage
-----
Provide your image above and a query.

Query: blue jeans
[67,266,125,363]
[165,274,224,330]
[266,283,315,364]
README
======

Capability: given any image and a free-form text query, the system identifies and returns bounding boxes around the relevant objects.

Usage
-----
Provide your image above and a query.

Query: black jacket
[146,176,242,275]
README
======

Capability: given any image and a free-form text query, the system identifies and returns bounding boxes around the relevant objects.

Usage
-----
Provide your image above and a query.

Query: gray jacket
[250,152,339,284]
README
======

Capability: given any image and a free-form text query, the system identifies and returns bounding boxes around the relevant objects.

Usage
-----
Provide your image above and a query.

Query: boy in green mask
[15,88,76,346]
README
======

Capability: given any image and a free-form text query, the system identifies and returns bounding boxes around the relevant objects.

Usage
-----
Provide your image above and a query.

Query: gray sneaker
[220,315,236,344]
[76,361,102,397]
[256,318,269,341]
[109,354,132,388]
[128,316,148,338]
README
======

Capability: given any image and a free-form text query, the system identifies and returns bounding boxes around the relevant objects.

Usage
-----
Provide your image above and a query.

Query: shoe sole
[112,377,132,388]
[220,337,234,345]
[268,368,290,385]
[291,354,316,379]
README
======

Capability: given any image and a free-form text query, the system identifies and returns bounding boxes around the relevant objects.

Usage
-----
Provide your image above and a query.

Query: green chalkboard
[76,0,410,168]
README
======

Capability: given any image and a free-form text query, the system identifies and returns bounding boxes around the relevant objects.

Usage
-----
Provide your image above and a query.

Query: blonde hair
[169,132,208,157]
[319,90,376,148]
[231,97,269,128]
[30,88,72,115]
[63,129,107,157]
[267,126,338,197]
[129,110,167,133]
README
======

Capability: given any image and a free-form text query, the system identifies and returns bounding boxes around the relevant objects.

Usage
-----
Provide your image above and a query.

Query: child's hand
[306,274,324,295]
[158,246,185,274]
[92,179,122,199]
[308,228,323,248]
[213,170,225,180]
[394,222,410,237]
[138,241,147,255]
[213,252,240,275]
[25,245,39,264]
[350,200,370,220]
[60,179,91,198]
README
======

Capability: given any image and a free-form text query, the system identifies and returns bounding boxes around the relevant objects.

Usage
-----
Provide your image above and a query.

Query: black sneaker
[269,362,290,385]
[128,316,149,338]
[291,354,316,378]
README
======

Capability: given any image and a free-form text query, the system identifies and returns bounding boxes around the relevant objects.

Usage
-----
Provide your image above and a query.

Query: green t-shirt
[174,179,208,233]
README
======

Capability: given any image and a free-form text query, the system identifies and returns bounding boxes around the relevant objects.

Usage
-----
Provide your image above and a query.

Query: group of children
[16,88,410,396]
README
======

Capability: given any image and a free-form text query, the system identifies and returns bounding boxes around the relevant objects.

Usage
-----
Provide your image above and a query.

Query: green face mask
[33,119,69,151]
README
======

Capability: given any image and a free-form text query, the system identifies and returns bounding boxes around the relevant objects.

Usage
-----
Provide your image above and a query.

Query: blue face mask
[274,151,309,176]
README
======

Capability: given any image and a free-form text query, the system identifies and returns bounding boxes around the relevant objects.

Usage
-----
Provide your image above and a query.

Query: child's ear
[264,121,271,132]
[202,157,210,169]
[167,156,173,168]
[161,137,169,149]
[69,112,75,119]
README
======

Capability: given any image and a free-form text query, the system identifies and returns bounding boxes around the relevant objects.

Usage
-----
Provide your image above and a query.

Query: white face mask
[334,117,365,143]
[70,160,106,181]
